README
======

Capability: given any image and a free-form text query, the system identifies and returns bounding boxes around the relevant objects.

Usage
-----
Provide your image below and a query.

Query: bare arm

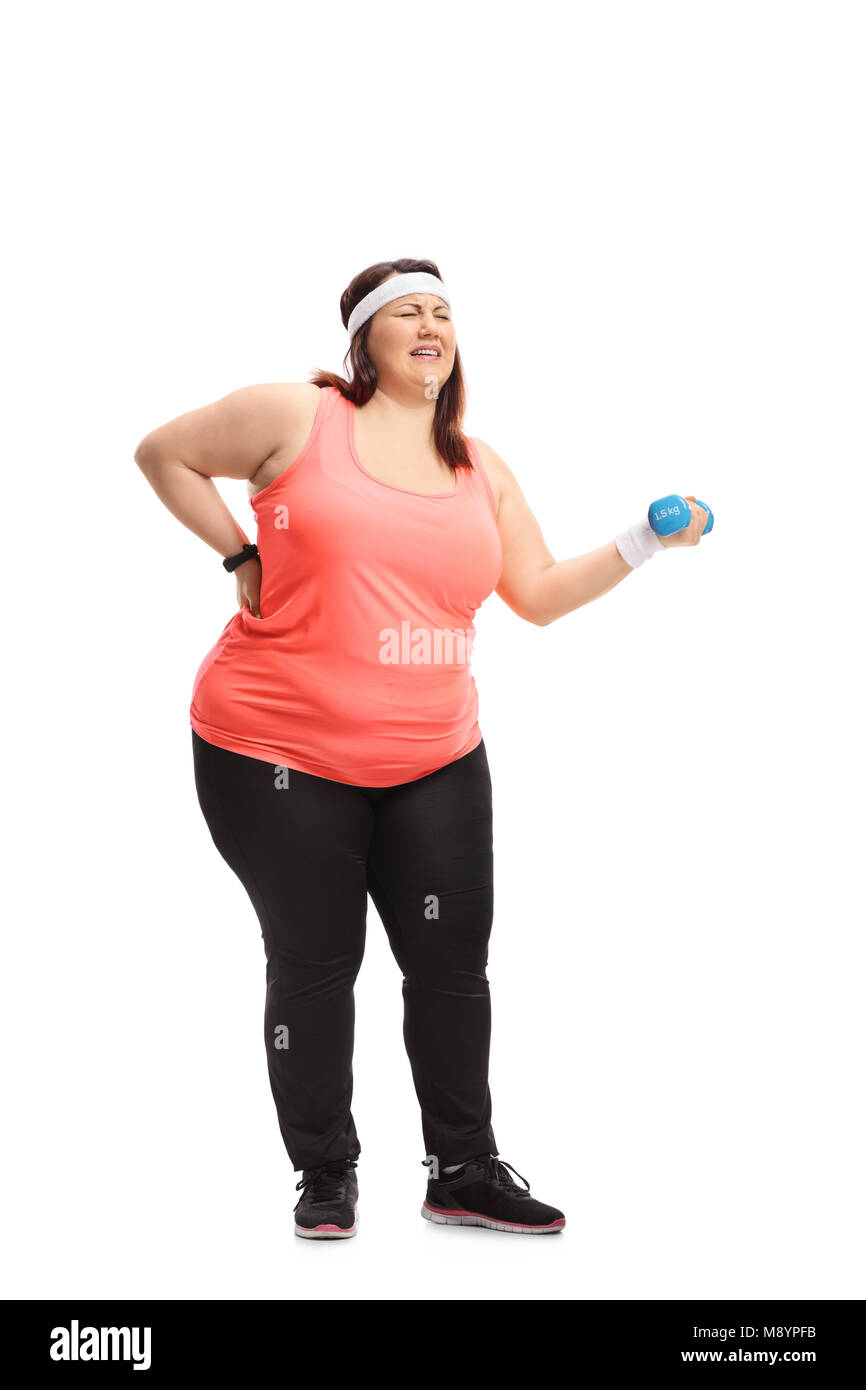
[134,382,319,616]
[477,440,634,627]
[133,382,317,557]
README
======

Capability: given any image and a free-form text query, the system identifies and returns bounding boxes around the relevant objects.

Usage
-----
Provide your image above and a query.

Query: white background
[3,0,863,1301]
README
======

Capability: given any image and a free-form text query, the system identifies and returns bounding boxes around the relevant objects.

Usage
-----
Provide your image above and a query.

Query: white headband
[347,272,451,340]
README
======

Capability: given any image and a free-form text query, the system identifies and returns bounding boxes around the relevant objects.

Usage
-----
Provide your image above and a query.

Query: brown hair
[309,258,473,474]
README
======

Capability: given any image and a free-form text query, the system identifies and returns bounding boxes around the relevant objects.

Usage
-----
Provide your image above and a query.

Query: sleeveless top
[190,384,503,786]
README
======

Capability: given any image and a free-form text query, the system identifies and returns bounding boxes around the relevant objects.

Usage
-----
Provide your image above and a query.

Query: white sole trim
[421,1204,564,1234]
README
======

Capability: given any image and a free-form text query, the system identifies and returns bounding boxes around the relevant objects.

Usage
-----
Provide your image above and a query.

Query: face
[364,281,455,397]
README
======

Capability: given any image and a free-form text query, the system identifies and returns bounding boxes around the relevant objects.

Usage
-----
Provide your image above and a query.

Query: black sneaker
[421,1153,565,1234]
[294,1159,359,1239]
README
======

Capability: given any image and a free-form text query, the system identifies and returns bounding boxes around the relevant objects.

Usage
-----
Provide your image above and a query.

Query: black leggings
[192,730,498,1171]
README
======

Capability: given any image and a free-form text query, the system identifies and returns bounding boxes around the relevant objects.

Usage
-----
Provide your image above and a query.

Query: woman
[135,258,708,1241]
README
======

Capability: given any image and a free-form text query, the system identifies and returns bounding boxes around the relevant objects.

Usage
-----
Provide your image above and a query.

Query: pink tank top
[190,385,503,785]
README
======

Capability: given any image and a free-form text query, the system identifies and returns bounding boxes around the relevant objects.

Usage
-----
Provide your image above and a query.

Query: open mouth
[410,348,442,359]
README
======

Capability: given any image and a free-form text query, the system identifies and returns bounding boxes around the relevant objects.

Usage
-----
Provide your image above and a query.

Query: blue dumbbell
[648,494,714,538]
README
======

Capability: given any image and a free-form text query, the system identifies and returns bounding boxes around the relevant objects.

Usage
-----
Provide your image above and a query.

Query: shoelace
[294,1159,357,1208]
[421,1153,532,1193]
[473,1153,532,1196]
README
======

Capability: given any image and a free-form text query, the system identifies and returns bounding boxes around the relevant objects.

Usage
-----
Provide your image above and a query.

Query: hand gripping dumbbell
[648,494,714,538]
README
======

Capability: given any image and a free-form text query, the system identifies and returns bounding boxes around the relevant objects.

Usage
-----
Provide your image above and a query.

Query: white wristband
[615,517,665,570]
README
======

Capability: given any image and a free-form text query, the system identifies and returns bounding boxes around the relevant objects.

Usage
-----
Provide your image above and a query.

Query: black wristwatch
[222,543,259,573]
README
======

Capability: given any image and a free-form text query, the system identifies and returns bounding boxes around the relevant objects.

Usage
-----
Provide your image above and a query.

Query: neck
[364,386,439,436]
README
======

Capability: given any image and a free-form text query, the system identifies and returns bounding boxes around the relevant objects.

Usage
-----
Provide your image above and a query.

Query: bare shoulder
[471,437,520,518]
[247,382,325,495]
[260,381,323,456]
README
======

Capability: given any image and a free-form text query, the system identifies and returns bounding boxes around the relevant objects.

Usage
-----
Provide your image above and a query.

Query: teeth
[412,349,438,356]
